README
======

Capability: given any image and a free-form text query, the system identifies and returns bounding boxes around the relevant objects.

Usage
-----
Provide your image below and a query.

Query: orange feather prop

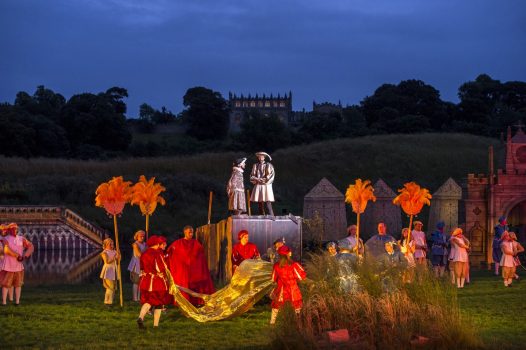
[95,176,133,216]
[345,179,376,214]
[392,182,432,216]
[131,175,166,216]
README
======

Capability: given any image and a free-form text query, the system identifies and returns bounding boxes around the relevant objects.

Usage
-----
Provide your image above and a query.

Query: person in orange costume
[269,245,306,325]
[166,225,215,306]
[231,230,260,275]
[137,235,171,329]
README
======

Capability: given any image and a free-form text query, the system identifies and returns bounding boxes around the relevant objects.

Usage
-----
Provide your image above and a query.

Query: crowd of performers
[98,225,306,328]
[326,217,525,289]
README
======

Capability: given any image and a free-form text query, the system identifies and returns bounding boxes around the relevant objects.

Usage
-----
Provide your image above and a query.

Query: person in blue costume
[365,222,397,260]
[493,216,509,276]
[431,221,449,278]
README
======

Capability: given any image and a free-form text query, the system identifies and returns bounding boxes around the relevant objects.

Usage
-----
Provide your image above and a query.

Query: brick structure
[228,92,292,132]
[465,125,526,267]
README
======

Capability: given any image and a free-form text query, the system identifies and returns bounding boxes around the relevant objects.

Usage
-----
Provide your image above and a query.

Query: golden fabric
[166,259,275,322]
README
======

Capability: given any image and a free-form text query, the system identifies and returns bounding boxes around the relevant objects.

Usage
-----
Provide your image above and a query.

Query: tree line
[1,74,525,158]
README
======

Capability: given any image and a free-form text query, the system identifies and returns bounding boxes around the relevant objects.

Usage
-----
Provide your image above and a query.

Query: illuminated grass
[0,283,271,350]
[0,270,524,349]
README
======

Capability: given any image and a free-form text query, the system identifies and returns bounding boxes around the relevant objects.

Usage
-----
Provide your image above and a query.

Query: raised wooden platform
[196,215,302,282]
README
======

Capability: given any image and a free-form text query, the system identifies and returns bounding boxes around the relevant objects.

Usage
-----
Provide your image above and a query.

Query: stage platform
[196,215,302,282]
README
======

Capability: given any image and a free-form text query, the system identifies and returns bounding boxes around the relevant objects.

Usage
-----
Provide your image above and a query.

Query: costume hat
[238,230,249,240]
[234,157,247,167]
[436,221,445,229]
[255,152,272,161]
[277,245,291,256]
[452,228,463,236]
[146,235,159,247]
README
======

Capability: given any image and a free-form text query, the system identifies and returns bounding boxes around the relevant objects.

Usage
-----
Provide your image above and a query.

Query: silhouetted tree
[236,111,290,152]
[182,87,229,140]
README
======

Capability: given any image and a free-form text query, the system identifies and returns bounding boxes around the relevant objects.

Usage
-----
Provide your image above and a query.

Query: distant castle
[228,92,292,132]
[228,91,343,132]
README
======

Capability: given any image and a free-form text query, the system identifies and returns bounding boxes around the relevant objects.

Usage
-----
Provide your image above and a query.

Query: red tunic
[166,238,215,306]
[231,242,260,274]
[139,247,171,306]
[270,261,306,310]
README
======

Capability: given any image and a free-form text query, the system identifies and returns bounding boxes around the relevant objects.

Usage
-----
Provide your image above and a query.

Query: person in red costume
[231,230,261,275]
[137,235,171,329]
[269,245,306,325]
[166,225,215,306]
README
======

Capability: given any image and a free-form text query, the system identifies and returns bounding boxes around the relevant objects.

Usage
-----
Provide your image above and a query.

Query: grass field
[0,133,502,240]
[1,269,524,349]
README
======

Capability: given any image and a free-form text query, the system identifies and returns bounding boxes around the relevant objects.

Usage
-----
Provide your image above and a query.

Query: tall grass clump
[272,253,482,349]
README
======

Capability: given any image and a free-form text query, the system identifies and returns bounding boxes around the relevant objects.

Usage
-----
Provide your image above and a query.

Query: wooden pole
[356,212,361,256]
[113,215,123,308]
[145,214,150,240]
[247,189,251,216]
[207,191,213,225]
[407,214,414,244]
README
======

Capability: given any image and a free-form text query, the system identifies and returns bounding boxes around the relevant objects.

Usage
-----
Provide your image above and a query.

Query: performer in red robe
[137,235,171,329]
[232,230,261,275]
[166,225,215,306]
[269,245,306,324]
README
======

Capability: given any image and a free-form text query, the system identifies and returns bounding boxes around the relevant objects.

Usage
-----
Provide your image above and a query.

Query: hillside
[0,133,502,240]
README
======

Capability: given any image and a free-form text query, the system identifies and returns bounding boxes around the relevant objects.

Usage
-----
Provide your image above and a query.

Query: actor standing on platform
[1,223,34,306]
[127,230,147,302]
[493,216,508,276]
[166,226,215,306]
[411,221,428,265]
[232,230,260,275]
[269,245,306,325]
[227,157,247,215]
[250,151,275,218]
[138,235,171,329]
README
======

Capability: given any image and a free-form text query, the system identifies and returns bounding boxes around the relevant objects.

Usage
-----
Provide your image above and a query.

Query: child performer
[500,231,516,287]
[100,238,120,306]
[127,230,146,302]
[137,235,171,329]
[269,245,306,325]
[399,228,416,283]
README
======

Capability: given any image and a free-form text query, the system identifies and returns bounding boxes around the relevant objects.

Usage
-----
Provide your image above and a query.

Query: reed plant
[272,253,482,349]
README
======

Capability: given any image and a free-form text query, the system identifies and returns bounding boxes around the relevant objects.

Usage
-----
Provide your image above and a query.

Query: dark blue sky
[1,0,525,117]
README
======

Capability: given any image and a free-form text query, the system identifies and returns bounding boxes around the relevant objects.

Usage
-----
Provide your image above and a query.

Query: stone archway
[506,199,526,242]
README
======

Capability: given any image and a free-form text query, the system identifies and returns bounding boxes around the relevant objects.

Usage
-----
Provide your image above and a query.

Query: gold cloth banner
[168,259,274,322]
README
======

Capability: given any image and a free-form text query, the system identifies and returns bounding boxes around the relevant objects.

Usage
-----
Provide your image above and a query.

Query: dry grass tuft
[272,253,483,349]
